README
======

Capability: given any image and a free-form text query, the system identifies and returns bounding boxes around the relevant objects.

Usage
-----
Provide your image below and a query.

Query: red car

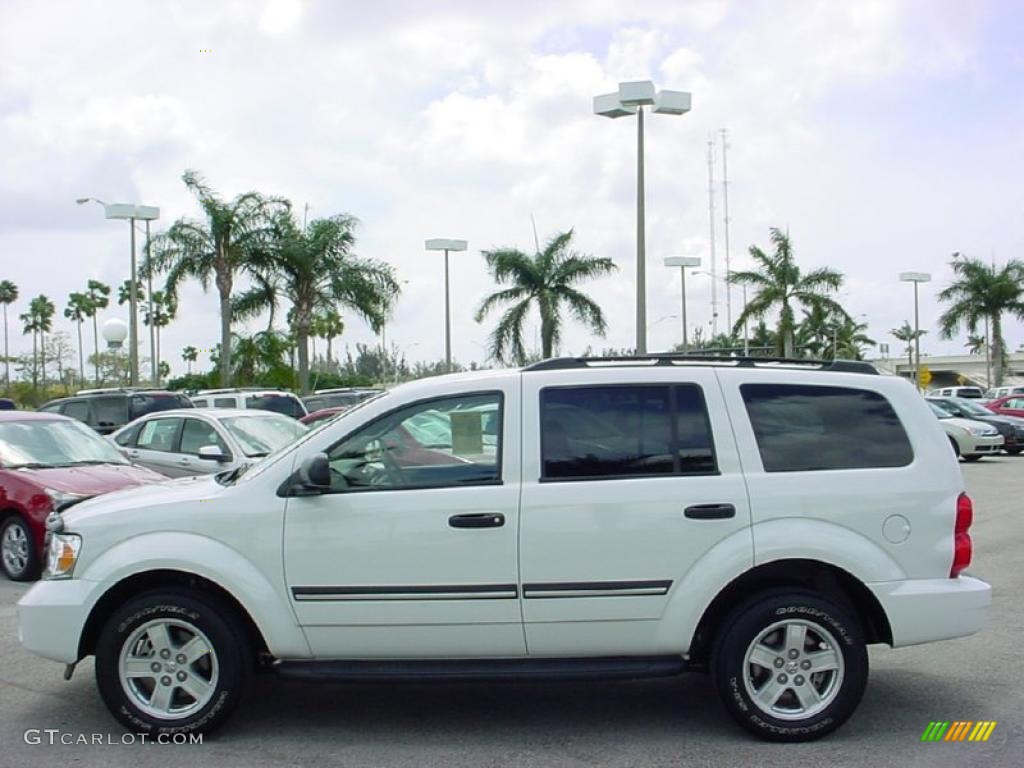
[986,395,1024,418]
[299,406,349,426]
[0,412,166,581]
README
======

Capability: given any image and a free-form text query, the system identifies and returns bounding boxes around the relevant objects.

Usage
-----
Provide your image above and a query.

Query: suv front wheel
[95,589,251,736]
[712,590,868,742]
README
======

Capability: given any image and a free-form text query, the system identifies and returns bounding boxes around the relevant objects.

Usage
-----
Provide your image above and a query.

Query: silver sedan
[109,408,308,478]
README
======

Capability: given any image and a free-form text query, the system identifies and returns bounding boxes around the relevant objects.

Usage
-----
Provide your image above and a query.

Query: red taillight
[951,492,973,577]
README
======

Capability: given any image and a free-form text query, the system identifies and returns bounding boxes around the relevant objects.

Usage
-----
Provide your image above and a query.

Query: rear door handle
[684,503,736,520]
[449,513,505,529]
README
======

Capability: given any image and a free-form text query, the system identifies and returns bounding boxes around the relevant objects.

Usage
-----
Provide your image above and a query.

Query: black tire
[712,590,868,742]
[95,589,251,736]
[1,515,40,581]
[962,455,982,462]
[1006,448,1023,456]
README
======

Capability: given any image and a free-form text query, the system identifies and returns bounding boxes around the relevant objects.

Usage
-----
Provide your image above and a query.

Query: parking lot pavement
[1,459,1020,768]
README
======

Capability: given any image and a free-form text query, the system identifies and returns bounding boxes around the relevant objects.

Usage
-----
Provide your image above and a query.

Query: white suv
[190,388,307,419]
[17,356,990,742]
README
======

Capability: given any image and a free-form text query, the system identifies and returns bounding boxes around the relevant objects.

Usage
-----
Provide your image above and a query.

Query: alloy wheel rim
[118,618,219,720]
[741,618,845,721]
[1,523,28,576]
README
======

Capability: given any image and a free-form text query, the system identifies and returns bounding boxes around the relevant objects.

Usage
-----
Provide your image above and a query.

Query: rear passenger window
[214,398,235,408]
[741,384,913,472]
[541,385,716,480]
[63,401,90,422]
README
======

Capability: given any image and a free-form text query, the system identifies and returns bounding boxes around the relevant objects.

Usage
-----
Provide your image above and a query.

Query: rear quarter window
[741,383,913,472]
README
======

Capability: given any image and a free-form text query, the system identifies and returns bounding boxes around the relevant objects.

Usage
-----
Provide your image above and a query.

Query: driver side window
[325,392,502,492]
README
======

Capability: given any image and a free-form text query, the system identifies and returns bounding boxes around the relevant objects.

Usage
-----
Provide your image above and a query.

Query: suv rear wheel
[712,590,868,742]
[95,589,251,735]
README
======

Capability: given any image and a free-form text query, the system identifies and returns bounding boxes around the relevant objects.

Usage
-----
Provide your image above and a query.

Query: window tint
[39,402,65,413]
[62,400,91,422]
[213,398,235,408]
[129,393,192,419]
[325,393,501,491]
[136,418,183,453]
[92,396,128,428]
[741,384,913,472]
[1006,398,1024,409]
[180,418,229,456]
[541,385,716,480]
[245,394,304,418]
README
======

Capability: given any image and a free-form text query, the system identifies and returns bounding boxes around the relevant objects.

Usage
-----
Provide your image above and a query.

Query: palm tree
[965,334,986,355]
[182,345,198,375]
[938,254,1024,385]
[0,279,17,390]
[234,212,399,393]
[315,309,344,366]
[84,280,110,385]
[832,316,875,360]
[64,292,92,383]
[143,290,176,384]
[117,279,145,307]
[19,309,39,391]
[147,169,290,387]
[891,320,926,372]
[31,295,55,391]
[475,229,616,363]
[729,228,846,357]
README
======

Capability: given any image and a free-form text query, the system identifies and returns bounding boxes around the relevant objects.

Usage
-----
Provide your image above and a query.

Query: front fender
[79,532,312,659]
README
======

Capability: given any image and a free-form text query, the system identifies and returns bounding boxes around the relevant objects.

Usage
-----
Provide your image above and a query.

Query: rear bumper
[17,579,97,664]
[869,576,991,647]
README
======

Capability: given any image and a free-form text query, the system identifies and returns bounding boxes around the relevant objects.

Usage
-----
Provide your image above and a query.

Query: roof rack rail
[523,354,878,375]
[75,386,171,395]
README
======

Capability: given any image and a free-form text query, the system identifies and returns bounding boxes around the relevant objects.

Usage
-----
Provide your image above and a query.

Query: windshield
[130,393,193,419]
[221,414,308,457]
[955,388,983,398]
[928,402,953,419]
[245,394,306,419]
[951,398,992,417]
[0,418,130,468]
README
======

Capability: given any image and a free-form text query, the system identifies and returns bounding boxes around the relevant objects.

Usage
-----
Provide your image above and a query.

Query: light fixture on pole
[101,318,128,386]
[899,272,931,390]
[594,81,691,355]
[664,256,701,353]
[425,238,467,373]
[77,198,160,387]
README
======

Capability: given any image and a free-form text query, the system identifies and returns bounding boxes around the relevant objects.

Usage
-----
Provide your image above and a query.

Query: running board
[274,656,687,683]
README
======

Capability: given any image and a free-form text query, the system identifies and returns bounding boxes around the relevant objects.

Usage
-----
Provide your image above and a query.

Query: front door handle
[684,503,736,520]
[449,513,505,529]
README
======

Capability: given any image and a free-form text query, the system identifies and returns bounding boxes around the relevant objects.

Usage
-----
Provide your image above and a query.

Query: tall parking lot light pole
[663,256,701,352]
[425,238,468,373]
[899,272,931,390]
[77,199,159,387]
[594,81,691,355]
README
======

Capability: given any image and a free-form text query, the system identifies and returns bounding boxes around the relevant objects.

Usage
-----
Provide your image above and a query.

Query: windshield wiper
[7,462,56,469]
[215,463,250,485]
[63,459,125,466]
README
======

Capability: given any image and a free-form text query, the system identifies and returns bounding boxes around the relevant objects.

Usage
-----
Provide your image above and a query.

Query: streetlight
[77,198,160,387]
[594,81,691,355]
[663,256,701,352]
[695,269,749,355]
[899,272,931,390]
[425,238,467,373]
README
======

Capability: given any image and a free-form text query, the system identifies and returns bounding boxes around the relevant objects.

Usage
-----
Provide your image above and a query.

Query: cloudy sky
[1,0,1022,376]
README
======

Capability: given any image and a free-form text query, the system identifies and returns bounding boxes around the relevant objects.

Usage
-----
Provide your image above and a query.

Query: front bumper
[17,579,98,664]
[869,576,991,647]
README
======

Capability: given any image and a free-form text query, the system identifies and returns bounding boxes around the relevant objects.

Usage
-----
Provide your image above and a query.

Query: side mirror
[198,445,230,463]
[296,452,331,492]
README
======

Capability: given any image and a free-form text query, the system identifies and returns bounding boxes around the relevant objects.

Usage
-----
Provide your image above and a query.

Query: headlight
[44,488,89,511]
[967,426,996,436]
[44,534,82,579]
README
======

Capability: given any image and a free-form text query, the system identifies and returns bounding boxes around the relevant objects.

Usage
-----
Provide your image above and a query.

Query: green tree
[182,345,198,375]
[832,316,875,360]
[0,279,17,391]
[314,309,345,367]
[83,280,111,385]
[235,212,399,393]
[20,295,54,392]
[937,254,1024,385]
[64,292,92,383]
[143,290,176,384]
[147,169,290,387]
[890,321,926,372]
[475,228,616,363]
[729,228,846,357]
[965,334,985,355]
[117,279,145,306]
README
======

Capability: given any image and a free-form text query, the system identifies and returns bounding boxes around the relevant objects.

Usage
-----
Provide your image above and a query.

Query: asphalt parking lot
[1,459,1020,768]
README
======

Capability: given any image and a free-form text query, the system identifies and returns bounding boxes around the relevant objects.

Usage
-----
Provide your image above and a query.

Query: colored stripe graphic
[921,720,997,742]
[945,721,971,741]
[922,721,949,741]
[968,721,997,742]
